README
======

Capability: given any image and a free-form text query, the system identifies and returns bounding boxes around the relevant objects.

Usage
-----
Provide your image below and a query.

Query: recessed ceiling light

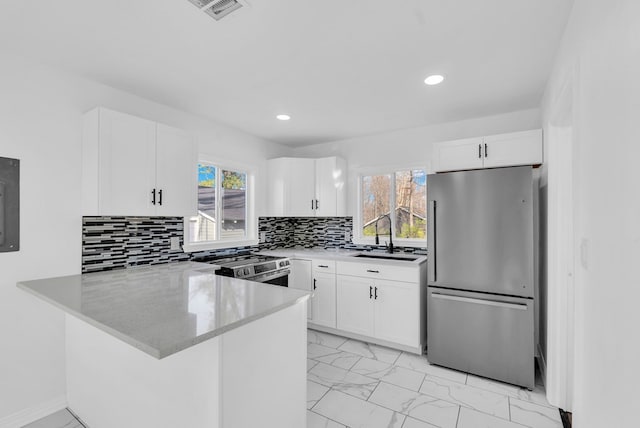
[424,75,445,86]
[276,114,291,121]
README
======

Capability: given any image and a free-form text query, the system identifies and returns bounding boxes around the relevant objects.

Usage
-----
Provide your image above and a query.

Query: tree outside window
[360,169,426,241]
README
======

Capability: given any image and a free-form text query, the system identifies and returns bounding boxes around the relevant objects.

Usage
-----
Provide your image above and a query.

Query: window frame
[182,156,258,252]
[353,164,429,248]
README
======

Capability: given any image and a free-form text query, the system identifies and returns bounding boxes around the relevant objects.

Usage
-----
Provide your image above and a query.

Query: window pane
[395,169,427,239]
[361,174,391,237]
[221,170,246,240]
[191,164,217,242]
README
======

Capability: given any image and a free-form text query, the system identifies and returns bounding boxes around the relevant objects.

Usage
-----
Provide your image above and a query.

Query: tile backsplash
[82,216,424,273]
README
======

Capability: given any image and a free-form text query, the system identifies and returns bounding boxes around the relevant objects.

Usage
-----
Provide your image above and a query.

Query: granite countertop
[258,247,427,266]
[17,262,310,359]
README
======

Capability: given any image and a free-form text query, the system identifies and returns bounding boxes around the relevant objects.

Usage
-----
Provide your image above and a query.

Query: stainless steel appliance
[201,254,291,286]
[427,166,536,389]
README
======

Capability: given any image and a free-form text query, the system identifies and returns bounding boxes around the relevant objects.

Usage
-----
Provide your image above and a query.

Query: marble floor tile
[308,329,348,349]
[23,409,84,428]
[308,342,343,359]
[466,375,555,409]
[314,389,406,428]
[307,410,347,428]
[308,358,319,371]
[368,382,459,428]
[419,375,510,420]
[395,352,467,384]
[313,349,362,370]
[351,357,425,391]
[308,362,379,400]
[401,416,440,428]
[337,339,401,364]
[509,398,563,428]
[457,407,526,428]
[307,380,330,409]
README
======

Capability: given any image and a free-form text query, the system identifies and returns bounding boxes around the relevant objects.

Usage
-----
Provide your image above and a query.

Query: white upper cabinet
[433,137,484,172]
[155,124,197,217]
[82,108,197,217]
[287,158,316,216]
[432,129,542,173]
[267,156,346,217]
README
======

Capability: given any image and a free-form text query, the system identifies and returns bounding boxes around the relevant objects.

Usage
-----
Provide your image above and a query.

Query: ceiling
[0,0,573,146]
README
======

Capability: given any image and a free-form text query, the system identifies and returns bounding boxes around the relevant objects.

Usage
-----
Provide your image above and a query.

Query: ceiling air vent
[187,0,248,21]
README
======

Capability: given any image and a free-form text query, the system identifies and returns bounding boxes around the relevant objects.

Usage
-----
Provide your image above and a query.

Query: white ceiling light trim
[424,75,445,86]
[276,114,291,121]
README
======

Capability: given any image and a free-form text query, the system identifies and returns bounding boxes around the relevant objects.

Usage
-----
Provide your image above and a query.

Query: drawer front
[312,259,336,273]
[427,287,534,388]
[336,261,418,282]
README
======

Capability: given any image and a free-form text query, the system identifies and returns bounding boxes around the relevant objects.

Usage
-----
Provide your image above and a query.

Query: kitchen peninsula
[18,262,310,428]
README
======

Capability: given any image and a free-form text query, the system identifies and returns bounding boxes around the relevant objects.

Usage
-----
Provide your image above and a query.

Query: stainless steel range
[195,254,291,287]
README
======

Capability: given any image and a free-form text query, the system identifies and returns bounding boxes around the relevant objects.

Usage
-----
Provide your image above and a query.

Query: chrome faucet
[374,214,394,254]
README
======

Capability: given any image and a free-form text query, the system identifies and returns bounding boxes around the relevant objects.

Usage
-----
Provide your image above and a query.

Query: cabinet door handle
[313,278,317,290]
[369,286,373,299]
[315,199,319,210]
[374,287,378,300]
[478,144,482,159]
[484,143,488,158]
[158,189,163,206]
[311,199,314,210]
[366,269,379,273]
[151,189,156,205]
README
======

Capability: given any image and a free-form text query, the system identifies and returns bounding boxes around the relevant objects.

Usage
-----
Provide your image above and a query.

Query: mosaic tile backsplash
[82,216,425,273]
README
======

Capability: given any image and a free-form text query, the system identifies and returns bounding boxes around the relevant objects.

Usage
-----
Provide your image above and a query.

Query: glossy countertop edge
[258,248,427,265]
[17,262,311,360]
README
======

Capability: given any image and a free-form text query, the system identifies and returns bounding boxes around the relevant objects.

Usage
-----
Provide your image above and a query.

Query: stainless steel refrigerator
[427,166,536,389]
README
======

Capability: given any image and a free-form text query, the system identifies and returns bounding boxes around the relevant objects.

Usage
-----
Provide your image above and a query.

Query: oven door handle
[246,269,290,283]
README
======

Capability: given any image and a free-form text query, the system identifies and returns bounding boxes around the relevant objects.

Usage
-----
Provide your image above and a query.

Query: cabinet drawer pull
[318,265,329,268]
[366,269,380,273]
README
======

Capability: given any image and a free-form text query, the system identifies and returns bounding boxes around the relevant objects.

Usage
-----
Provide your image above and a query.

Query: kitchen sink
[353,253,419,261]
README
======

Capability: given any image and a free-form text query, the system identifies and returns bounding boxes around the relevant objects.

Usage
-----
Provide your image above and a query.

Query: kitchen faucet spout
[374,214,394,254]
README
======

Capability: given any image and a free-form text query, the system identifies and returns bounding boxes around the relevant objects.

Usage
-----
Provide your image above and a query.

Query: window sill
[352,236,427,248]
[182,238,259,253]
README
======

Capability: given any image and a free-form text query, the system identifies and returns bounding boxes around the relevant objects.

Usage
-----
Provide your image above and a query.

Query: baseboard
[536,343,547,388]
[0,395,67,428]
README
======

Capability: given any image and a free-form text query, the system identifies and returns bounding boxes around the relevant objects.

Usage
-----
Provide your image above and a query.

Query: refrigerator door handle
[428,200,437,282]
[431,292,528,310]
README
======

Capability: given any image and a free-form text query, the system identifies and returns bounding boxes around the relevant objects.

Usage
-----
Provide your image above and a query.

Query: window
[358,168,427,244]
[184,161,256,250]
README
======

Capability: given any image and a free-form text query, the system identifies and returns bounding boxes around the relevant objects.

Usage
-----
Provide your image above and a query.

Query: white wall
[292,108,541,216]
[0,53,288,424]
[541,0,640,426]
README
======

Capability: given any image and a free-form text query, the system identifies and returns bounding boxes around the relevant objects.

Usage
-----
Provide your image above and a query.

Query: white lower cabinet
[289,259,313,320]
[312,270,337,328]
[289,258,337,327]
[335,276,375,336]
[373,279,419,347]
[336,275,420,348]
